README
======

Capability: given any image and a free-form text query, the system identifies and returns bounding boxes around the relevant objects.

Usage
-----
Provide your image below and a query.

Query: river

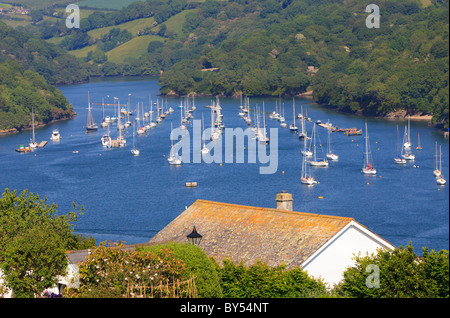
[0,76,448,252]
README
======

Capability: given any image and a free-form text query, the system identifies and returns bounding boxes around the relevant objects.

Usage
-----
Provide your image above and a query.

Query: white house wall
[301,221,395,287]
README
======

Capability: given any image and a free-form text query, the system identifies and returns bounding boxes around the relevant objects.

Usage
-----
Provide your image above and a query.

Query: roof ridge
[194,199,354,222]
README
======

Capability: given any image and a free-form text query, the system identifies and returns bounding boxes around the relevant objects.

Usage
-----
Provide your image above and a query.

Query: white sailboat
[301,138,318,185]
[29,108,38,149]
[394,125,406,164]
[436,145,446,185]
[401,125,415,160]
[279,102,286,127]
[168,123,182,165]
[308,123,328,166]
[289,98,298,132]
[416,132,422,151]
[210,100,221,141]
[137,102,145,135]
[245,97,252,125]
[403,115,412,149]
[116,98,126,147]
[433,142,441,177]
[298,106,308,140]
[100,98,110,128]
[179,101,186,130]
[201,113,209,154]
[258,103,269,143]
[131,125,140,156]
[326,128,338,160]
[362,121,376,175]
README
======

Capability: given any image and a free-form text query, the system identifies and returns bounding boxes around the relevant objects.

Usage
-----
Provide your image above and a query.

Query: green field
[164,9,197,36]
[78,0,137,10]
[88,17,155,40]
[106,34,164,63]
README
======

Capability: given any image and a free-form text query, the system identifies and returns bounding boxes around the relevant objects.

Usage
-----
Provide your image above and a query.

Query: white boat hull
[402,153,415,160]
[326,154,338,160]
[301,177,318,185]
[362,168,377,175]
[309,160,329,167]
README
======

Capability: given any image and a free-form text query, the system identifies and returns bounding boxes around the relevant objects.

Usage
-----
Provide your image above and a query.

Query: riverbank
[383,109,433,122]
[0,112,77,137]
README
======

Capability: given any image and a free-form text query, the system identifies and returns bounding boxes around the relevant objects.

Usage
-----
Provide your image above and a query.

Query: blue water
[0,77,448,252]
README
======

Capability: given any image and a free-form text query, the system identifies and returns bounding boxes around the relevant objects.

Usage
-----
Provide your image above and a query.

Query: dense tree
[139,243,223,298]
[216,259,327,298]
[0,189,94,298]
[0,60,76,131]
[337,244,449,298]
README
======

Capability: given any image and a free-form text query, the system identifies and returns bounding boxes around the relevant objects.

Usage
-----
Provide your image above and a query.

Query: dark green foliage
[216,259,328,298]
[101,28,133,52]
[337,244,449,298]
[0,21,88,85]
[0,189,94,298]
[6,0,448,127]
[0,60,76,131]
[139,243,223,298]
[155,0,448,127]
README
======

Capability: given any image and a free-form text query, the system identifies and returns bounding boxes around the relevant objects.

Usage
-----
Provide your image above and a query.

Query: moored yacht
[50,129,61,141]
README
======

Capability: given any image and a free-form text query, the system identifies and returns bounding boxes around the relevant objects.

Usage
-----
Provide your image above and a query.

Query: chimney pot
[276,191,293,211]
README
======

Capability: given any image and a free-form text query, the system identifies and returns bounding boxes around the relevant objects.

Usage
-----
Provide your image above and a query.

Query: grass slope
[106,34,164,63]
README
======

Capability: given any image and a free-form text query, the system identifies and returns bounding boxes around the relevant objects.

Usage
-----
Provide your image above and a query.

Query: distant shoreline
[0,113,77,137]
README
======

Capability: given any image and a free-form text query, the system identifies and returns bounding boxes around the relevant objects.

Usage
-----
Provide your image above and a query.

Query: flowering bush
[41,290,62,298]
[64,241,194,298]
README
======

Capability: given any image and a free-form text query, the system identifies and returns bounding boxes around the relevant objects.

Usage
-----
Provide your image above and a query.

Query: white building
[148,192,395,287]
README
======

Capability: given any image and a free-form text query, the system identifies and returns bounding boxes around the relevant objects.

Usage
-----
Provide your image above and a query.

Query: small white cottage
[148,192,395,287]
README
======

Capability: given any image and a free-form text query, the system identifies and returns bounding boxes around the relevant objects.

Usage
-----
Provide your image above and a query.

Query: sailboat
[244,97,252,125]
[258,103,269,143]
[279,102,287,127]
[179,102,186,130]
[416,133,422,150]
[301,138,318,185]
[29,108,39,149]
[436,145,446,185]
[210,100,221,141]
[308,123,328,166]
[401,125,415,160]
[168,123,182,165]
[137,102,145,135]
[362,121,376,175]
[433,142,441,177]
[326,128,338,160]
[201,113,209,154]
[85,92,98,132]
[116,97,126,147]
[394,125,406,165]
[403,115,412,149]
[298,106,308,140]
[100,98,110,128]
[289,98,298,132]
[131,125,140,156]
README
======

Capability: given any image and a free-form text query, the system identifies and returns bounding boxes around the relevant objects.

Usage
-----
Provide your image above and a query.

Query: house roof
[148,199,356,268]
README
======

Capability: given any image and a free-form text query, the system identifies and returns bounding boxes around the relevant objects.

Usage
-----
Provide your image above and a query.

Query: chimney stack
[276,190,293,211]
